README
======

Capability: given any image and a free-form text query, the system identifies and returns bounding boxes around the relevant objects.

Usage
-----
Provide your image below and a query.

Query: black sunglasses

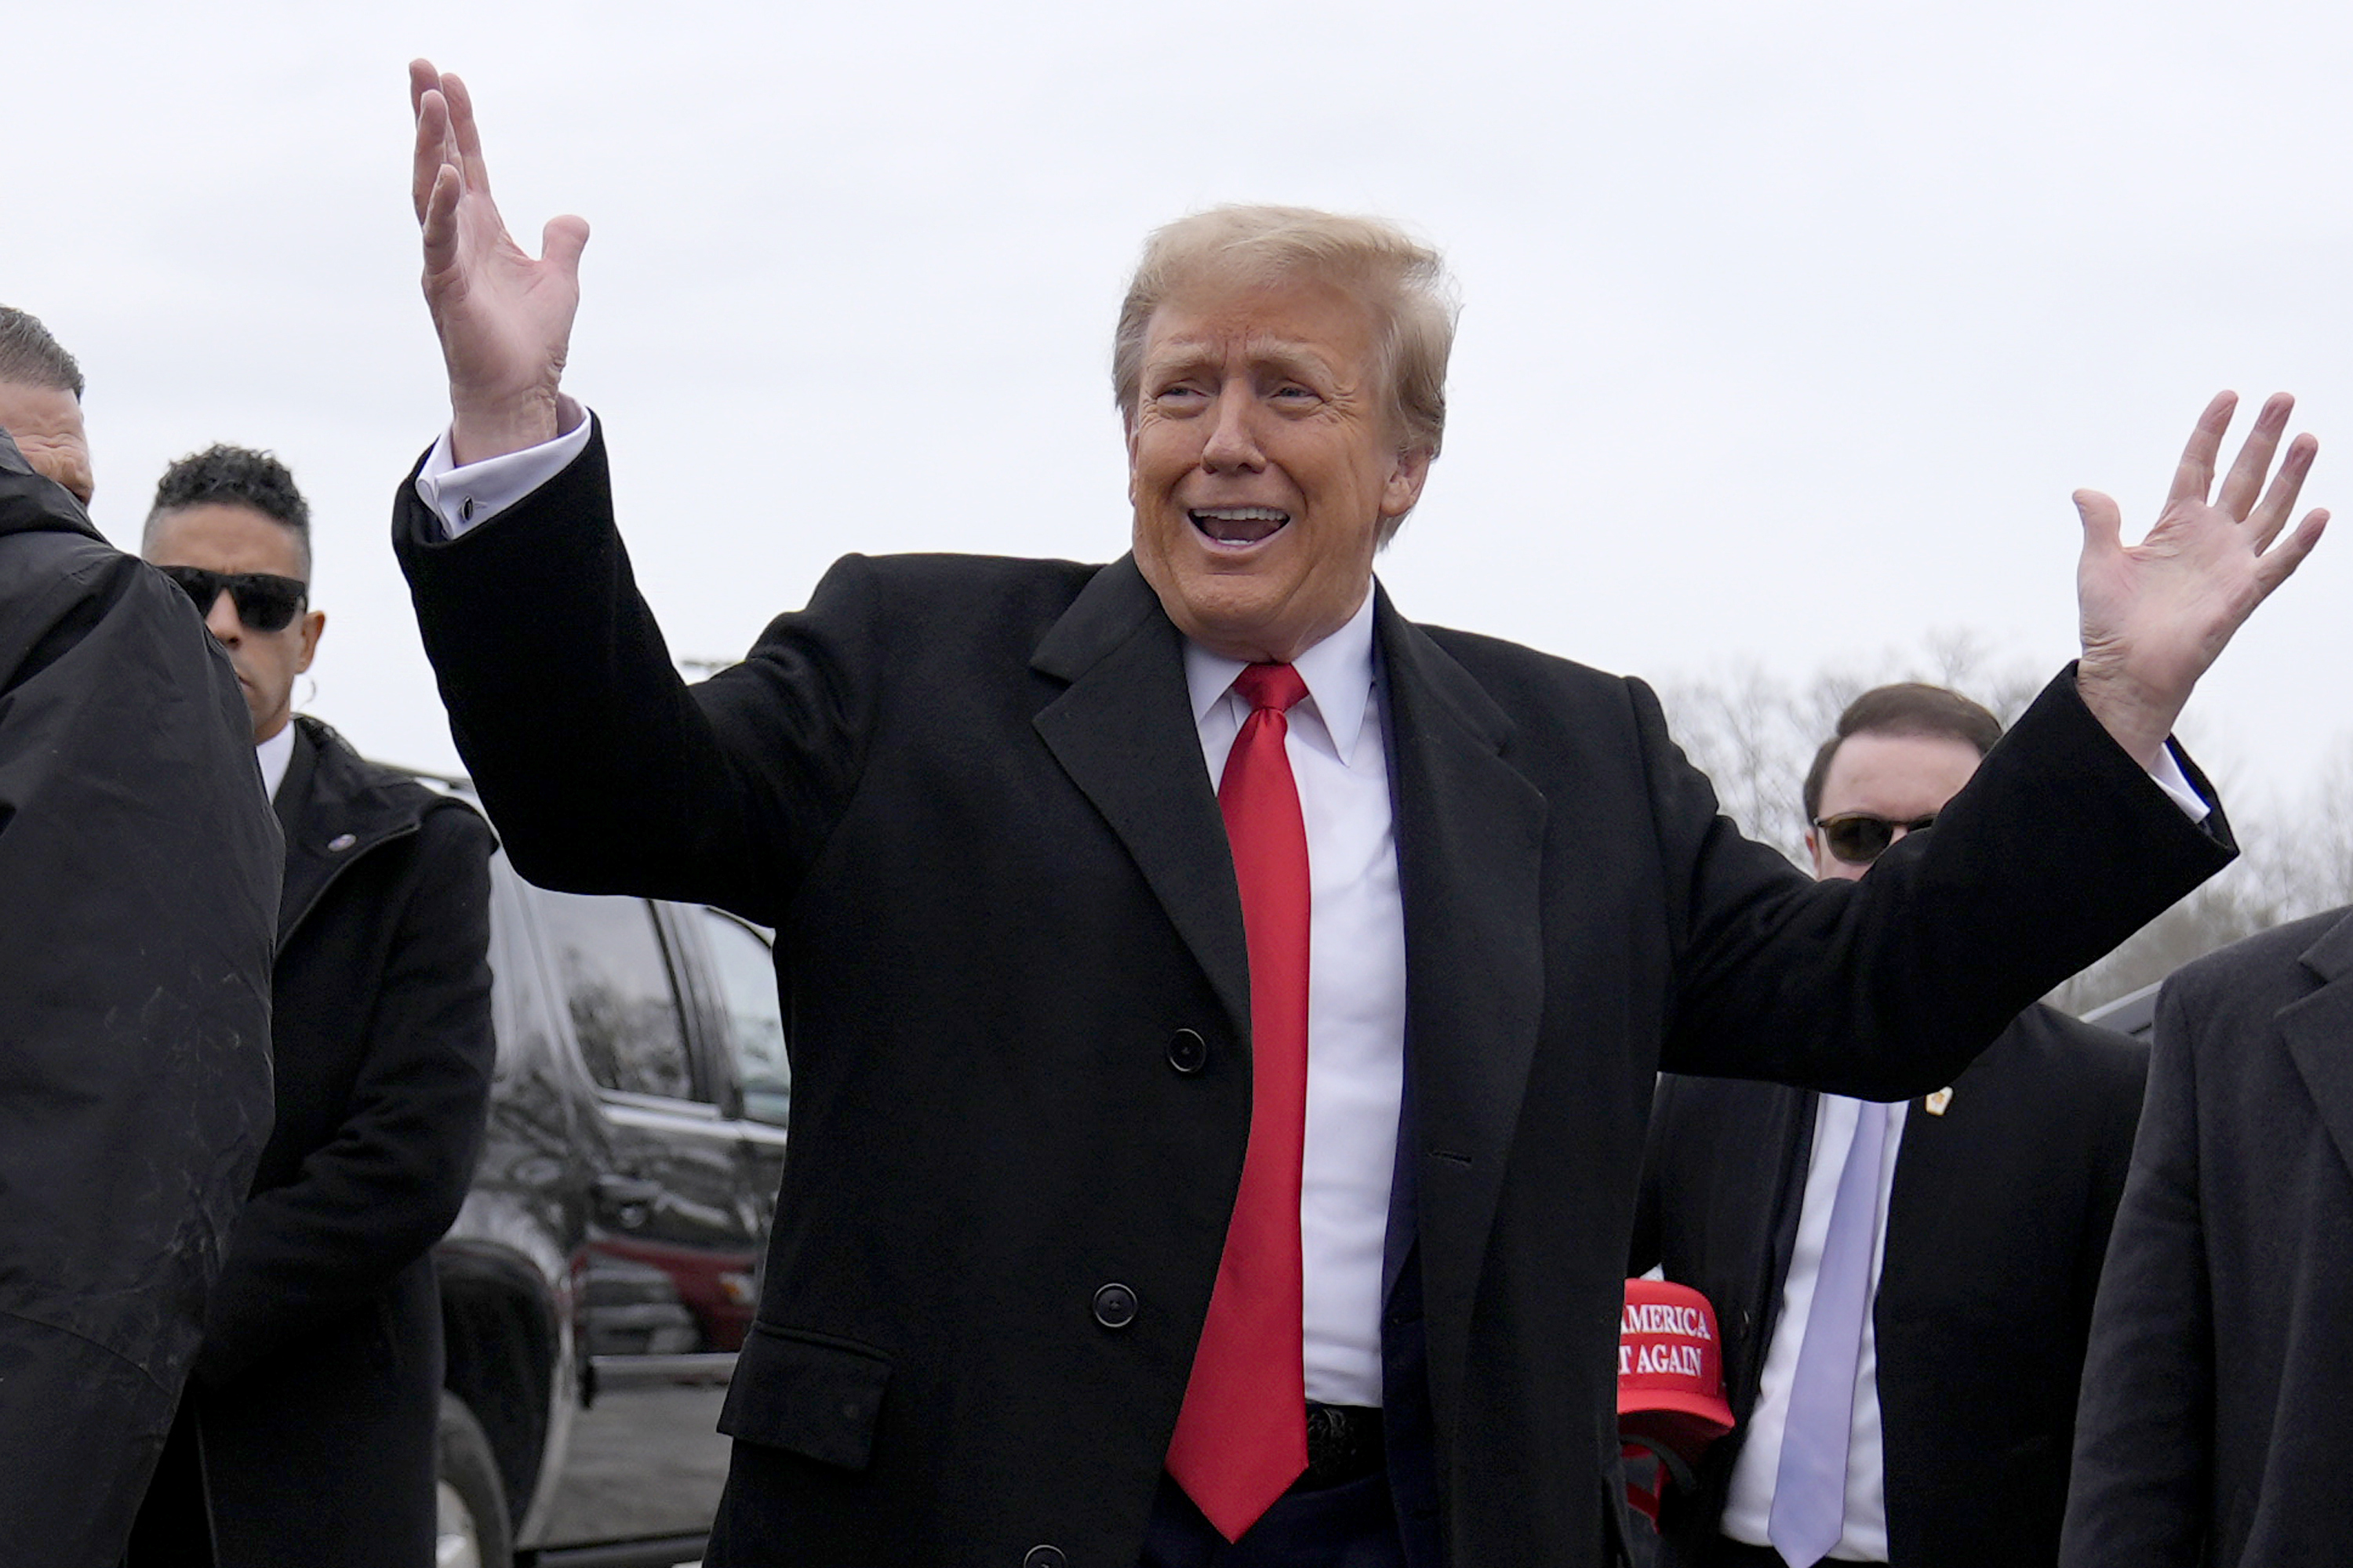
[157,566,308,633]
[1813,811,1937,866]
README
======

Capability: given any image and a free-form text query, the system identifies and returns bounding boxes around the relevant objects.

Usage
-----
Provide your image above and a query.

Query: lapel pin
[1924,1087,1953,1117]
[327,833,357,853]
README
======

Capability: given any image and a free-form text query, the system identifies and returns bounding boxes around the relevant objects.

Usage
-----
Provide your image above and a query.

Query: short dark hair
[1802,682,2004,821]
[145,444,311,577]
[0,307,85,398]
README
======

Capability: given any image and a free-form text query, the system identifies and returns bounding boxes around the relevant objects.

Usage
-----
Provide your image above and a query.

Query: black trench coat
[0,434,278,1566]
[132,716,496,1566]
[2063,905,2353,1566]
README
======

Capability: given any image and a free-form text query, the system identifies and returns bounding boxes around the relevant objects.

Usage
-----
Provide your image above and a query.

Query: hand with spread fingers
[409,59,590,465]
[2075,391,2329,769]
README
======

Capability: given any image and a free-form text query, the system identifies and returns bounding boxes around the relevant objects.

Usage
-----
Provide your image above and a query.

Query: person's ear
[296,609,326,673]
[1380,446,1431,522]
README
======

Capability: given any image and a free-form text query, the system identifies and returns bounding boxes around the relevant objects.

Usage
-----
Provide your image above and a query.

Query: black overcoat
[0,434,278,1564]
[1634,1003,2148,1566]
[132,717,496,1565]
[2061,904,2353,1567]
[394,424,2228,1568]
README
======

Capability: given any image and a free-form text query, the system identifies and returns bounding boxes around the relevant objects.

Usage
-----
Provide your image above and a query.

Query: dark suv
[427,789,791,1567]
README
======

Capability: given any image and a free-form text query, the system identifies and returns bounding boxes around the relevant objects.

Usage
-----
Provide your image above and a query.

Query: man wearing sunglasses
[129,446,496,1568]
[1634,685,2148,1568]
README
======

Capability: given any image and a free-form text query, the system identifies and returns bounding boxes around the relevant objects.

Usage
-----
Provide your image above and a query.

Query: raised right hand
[409,59,590,464]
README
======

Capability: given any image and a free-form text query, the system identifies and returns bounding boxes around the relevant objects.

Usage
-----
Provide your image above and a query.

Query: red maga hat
[1617,1278,1736,1467]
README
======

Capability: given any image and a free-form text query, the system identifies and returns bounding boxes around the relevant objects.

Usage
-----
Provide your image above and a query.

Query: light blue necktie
[1769,1098,1892,1568]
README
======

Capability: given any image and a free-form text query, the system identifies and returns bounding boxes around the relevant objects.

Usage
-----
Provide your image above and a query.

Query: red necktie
[1166,662,1314,1541]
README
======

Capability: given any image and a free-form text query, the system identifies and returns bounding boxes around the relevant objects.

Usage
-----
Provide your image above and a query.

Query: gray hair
[0,307,85,398]
[1111,205,1459,484]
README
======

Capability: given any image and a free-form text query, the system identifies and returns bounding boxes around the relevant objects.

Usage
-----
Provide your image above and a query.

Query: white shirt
[1718,1093,1909,1558]
[1184,594,1404,1406]
[256,722,295,802]
[416,416,595,537]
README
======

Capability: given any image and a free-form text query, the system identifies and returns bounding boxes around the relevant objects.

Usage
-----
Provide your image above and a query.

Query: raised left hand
[2075,391,2328,768]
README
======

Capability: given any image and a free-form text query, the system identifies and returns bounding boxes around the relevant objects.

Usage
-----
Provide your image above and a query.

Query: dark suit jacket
[132,718,496,1567]
[1634,1004,2147,1566]
[0,434,277,1566]
[392,424,2226,1568]
[2061,904,2353,1568]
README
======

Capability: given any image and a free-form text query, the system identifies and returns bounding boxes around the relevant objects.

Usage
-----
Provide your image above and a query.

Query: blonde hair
[1112,205,1459,475]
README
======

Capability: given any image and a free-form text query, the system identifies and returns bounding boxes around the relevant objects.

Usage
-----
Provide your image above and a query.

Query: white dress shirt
[414,415,593,538]
[1720,1093,1911,1559]
[1184,595,1404,1407]
[256,721,295,802]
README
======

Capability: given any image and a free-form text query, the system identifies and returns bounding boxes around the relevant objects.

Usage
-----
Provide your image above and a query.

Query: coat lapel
[275,724,330,947]
[2282,908,2353,1180]
[1377,591,1549,1372]
[1760,1087,1819,1337]
[1031,557,1250,1039]
[275,719,426,951]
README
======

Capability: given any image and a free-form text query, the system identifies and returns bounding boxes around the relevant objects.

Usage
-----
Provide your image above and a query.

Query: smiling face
[1127,272,1430,664]
[144,501,324,744]
[0,379,94,507]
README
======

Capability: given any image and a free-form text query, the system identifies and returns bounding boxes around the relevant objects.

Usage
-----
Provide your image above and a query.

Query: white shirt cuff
[413,409,595,537]
[2148,739,2210,824]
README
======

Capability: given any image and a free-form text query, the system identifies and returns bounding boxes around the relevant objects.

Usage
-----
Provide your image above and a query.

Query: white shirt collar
[1181,584,1379,765]
[256,722,296,802]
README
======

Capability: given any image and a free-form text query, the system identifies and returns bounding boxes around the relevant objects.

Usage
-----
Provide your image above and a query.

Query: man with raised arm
[392,61,2322,1568]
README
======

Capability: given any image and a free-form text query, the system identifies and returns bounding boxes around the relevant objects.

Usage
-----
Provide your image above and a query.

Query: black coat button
[1024,1548,1067,1568]
[1167,1028,1209,1075]
[1093,1282,1138,1329]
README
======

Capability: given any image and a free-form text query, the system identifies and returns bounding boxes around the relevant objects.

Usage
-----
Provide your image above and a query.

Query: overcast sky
[14,1,2348,843]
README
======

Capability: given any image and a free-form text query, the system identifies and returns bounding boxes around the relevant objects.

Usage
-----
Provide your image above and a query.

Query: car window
[485,863,554,1086]
[700,908,789,1126]
[534,891,701,1102]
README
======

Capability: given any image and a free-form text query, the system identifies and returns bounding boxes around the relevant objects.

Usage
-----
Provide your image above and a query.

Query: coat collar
[1180,591,1379,767]
[2298,903,2353,987]
[2283,906,2353,1181]
[0,431,101,543]
[273,715,439,947]
[1031,556,1252,1037]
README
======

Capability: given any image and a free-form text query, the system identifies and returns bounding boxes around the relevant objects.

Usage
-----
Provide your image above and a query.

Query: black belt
[1296,1402,1384,1491]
